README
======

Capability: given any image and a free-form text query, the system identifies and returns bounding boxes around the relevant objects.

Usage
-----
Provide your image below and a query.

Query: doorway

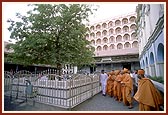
[122,63,131,70]
[90,65,96,74]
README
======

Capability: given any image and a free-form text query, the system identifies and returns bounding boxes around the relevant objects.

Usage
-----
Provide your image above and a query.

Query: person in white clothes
[99,70,108,96]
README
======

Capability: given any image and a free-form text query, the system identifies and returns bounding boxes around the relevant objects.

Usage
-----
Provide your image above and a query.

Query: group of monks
[104,68,164,111]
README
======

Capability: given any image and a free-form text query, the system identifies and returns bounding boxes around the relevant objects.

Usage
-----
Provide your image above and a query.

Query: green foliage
[6,4,96,67]
[149,76,164,84]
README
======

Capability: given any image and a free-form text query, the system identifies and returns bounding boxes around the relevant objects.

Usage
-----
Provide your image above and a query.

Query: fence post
[68,78,72,111]
[91,75,93,98]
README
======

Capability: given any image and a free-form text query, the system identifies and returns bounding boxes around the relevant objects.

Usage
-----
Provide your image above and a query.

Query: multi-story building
[136,4,164,77]
[83,12,140,73]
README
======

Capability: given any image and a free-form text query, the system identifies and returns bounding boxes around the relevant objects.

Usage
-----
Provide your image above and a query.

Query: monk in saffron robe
[121,68,133,109]
[115,70,123,102]
[106,71,115,97]
[120,70,125,103]
[113,70,121,100]
[134,69,164,111]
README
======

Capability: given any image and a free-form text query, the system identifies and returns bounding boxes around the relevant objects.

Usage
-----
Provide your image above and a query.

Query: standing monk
[113,70,120,100]
[115,70,123,102]
[121,68,133,109]
[99,70,108,96]
[134,69,164,111]
[106,71,115,97]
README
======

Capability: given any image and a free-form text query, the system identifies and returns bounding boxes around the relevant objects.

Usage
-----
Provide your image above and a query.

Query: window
[103,45,108,51]
[90,26,94,31]
[91,40,95,45]
[96,39,101,44]
[123,34,130,41]
[115,27,121,34]
[124,42,131,48]
[117,43,123,49]
[102,23,107,28]
[129,16,136,23]
[116,35,122,42]
[109,29,113,35]
[96,32,101,38]
[115,20,121,26]
[122,18,128,25]
[96,25,101,30]
[123,20,127,24]
[97,46,102,51]
[90,33,95,38]
[103,38,108,43]
[110,44,115,49]
[109,36,115,42]
[132,41,138,48]
[102,30,107,36]
[108,21,113,27]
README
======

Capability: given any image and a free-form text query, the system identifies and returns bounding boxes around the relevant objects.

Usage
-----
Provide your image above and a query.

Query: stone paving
[4,93,139,112]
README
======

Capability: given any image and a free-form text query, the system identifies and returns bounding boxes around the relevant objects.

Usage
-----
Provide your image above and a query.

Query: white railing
[4,70,101,109]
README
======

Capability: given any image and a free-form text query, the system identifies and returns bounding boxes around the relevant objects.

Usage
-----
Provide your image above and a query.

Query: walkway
[4,93,139,112]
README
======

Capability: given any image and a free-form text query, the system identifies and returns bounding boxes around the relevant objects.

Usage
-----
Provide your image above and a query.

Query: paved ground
[4,93,139,112]
[72,93,138,111]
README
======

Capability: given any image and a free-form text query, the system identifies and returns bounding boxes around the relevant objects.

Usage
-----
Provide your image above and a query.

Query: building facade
[136,4,164,77]
[83,12,140,73]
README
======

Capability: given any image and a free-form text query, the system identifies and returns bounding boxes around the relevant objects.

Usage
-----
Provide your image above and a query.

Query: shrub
[149,76,164,84]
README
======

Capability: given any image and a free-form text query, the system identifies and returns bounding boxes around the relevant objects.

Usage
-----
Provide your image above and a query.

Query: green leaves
[6,4,96,67]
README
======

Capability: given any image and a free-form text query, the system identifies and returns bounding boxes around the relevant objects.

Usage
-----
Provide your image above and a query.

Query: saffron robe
[106,72,115,96]
[115,74,123,101]
[134,78,164,111]
[121,73,133,105]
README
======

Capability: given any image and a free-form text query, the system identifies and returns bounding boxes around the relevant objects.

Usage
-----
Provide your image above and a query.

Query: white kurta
[100,73,108,95]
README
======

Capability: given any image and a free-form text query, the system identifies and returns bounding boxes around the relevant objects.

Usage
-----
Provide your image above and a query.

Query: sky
[2,2,138,43]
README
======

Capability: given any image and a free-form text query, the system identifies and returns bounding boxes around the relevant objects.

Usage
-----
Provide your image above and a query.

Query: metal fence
[4,70,101,109]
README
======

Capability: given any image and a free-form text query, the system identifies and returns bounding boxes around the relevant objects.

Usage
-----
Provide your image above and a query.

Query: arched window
[109,36,115,42]
[124,42,131,48]
[96,24,101,30]
[91,40,95,45]
[115,20,121,26]
[103,37,108,43]
[123,26,129,33]
[90,33,95,38]
[108,21,113,28]
[116,35,122,42]
[110,44,115,50]
[146,57,149,67]
[123,34,130,41]
[115,27,121,34]
[117,43,123,49]
[96,31,101,38]
[96,39,101,44]
[149,52,155,65]
[131,32,136,40]
[122,18,128,25]
[132,41,138,48]
[130,24,137,31]
[102,30,107,36]
[142,60,145,68]
[157,43,164,62]
[109,28,114,35]
[90,26,94,31]
[97,46,102,51]
[103,45,108,51]
[129,16,136,23]
[102,23,107,28]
